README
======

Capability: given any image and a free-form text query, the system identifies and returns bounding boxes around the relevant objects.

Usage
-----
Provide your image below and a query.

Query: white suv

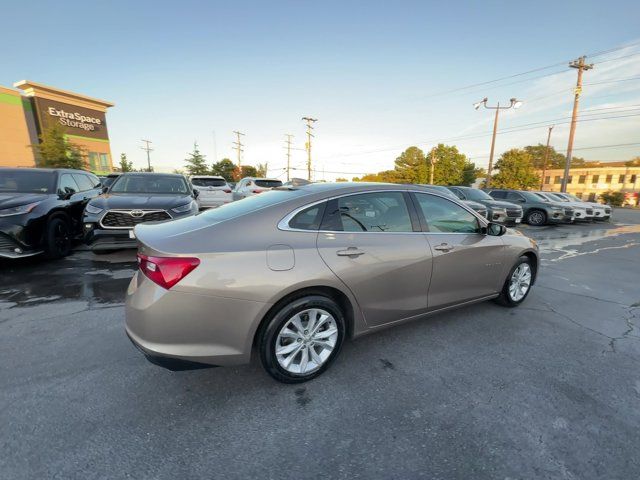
[233,177,283,201]
[190,176,232,209]
[554,192,611,221]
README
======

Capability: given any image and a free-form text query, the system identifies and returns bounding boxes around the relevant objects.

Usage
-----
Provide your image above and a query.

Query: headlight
[0,202,41,217]
[172,201,195,213]
[85,204,103,215]
[551,207,563,212]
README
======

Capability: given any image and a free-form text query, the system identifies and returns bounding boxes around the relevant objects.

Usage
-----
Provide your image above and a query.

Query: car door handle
[336,248,366,257]
[433,243,454,252]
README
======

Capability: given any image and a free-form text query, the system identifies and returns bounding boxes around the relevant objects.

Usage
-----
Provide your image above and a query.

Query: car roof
[191,175,225,179]
[118,172,184,177]
[0,167,92,174]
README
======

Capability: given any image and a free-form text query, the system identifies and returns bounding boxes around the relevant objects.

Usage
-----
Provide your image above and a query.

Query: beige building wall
[0,86,37,167]
[541,166,640,204]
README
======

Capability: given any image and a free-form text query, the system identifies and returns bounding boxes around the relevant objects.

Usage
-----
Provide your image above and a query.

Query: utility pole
[473,97,523,188]
[140,139,153,172]
[540,125,554,191]
[561,56,593,192]
[232,130,245,169]
[302,117,317,181]
[212,130,218,164]
[429,148,437,184]
[284,134,294,181]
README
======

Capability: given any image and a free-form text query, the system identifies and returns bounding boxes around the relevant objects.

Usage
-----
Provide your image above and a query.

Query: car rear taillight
[223,189,232,193]
[252,189,262,194]
[137,253,200,290]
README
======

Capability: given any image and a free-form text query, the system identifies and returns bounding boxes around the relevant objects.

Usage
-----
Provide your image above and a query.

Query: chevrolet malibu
[126,183,539,383]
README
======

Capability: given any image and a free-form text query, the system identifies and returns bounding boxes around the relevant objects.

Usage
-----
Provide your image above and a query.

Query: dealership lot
[1,210,639,479]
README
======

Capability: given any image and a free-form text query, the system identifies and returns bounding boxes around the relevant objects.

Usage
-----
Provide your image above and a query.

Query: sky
[2,0,640,180]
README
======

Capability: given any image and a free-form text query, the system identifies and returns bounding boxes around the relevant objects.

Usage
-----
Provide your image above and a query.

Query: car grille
[100,210,171,229]
[564,207,574,216]
[506,207,522,218]
[0,233,18,251]
[586,208,593,215]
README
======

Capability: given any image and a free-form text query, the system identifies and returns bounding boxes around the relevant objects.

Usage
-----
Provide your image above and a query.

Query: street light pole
[540,125,554,191]
[473,97,523,188]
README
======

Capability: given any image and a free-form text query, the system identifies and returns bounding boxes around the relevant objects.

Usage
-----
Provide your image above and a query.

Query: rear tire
[44,217,72,259]
[495,256,533,307]
[259,295,345,383]
[526,209,547,226]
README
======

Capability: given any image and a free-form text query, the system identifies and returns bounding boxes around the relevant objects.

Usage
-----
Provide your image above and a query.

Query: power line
[302,117,317,181]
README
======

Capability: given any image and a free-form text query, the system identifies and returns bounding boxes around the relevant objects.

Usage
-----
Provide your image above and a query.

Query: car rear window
[255,180,283,188]
[192,178,227,187]
[0,170,54,193]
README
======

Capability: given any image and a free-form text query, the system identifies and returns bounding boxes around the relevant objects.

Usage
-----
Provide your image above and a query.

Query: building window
[99,154,110,170]
[592,175,599,184]
[554,176,561,184]
[545,176,550,185]
[567,175,573,184]
[619,175,626,183]
[631,174,637,184]
[88,152,99,171]
[578,175,586,184]
[606,174,613,183]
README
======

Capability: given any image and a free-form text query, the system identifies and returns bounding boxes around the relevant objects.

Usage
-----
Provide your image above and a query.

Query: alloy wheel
[508,263,532,302]
[528,211,544,225]
[275,308,338,375]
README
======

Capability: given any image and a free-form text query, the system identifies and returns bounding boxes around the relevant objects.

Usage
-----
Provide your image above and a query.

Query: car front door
[316,191,432,327]
[411,192,506,309]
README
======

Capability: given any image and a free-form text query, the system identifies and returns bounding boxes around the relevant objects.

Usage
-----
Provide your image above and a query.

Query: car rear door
[411,192,506,309]
[316,190,432,327]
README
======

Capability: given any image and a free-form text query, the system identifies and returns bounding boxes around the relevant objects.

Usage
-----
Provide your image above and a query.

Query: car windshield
[110,175,189,194]
[191,178,227,187]
[102,176,119,188]
[566,194,582,202]
[532,193,550,202]
[545,193,567,202]
[0,170,54,194]
[255,179,283,188]
[461,188,493,201]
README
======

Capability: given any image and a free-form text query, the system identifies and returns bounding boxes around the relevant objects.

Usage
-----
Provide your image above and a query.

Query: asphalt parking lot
[1,210,639,480]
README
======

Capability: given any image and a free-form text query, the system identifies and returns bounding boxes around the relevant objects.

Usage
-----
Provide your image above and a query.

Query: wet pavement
[1,209,639,479]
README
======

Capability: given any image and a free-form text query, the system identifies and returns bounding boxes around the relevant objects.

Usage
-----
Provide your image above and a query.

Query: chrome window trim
[99,209,172,230]
[278,189,488,234]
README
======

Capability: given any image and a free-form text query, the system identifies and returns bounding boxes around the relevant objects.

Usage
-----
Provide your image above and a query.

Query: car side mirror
[193,189,200,198]
[486,222,507,236]
[58,187,75,200]
[101,186,109,194]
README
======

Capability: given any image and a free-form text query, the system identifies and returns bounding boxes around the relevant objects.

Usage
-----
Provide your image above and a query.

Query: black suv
[485,189,573,226]
[0,167,102,259]
[83,172,199,250]
[447,186,523,226]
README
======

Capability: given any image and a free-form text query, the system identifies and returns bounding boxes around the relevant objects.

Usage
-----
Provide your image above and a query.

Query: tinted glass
[460,188,493,201]
[87,173,101,188]
[72,174,94,191]
[288,203,326,230]
[326,192,412,232]
[199,189,308,222]
[488,190,505,199]
[449,188,465,200]
[255,180,283,188]
[191,178,227,187]
[59,174,79,194]
[0,170,54,193]
[102,175,119,188]
[110,175,189,194]
[414,193,480,233]
[506,192,525,202]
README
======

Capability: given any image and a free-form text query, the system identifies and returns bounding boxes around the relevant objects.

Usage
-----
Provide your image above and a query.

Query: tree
[211,158,236,181]
[184,142,209,176]
[393,146,428,183]
[119,153,133,172]
[431,144,473,186]
[335,177,349,182]
[256,163,268,178]
[30,123,85,169]
[599,190,625,206]
[240,165,258,178]
[524,144,585,169]
[625,157,640,167]
[491,149,540,189]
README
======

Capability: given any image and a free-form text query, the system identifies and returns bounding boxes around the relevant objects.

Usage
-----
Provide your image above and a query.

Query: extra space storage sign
[35,98,109,140]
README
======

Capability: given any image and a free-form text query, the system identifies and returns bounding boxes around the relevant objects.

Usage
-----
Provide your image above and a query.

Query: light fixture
[473,97,488,110]
[511,98,523,109]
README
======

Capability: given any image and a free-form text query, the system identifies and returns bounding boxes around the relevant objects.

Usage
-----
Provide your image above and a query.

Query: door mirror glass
[486,222,507,236]
[193,188,200,198]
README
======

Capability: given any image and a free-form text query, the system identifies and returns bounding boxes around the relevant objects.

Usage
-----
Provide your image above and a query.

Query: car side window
[323,192,413,233]
[72,174,94,191]
[449,188,465,200]
[288,203,326,230]
[506,192,525,203]
[87,173,101,188]
[488,190,505,199]
[414,193,480,234]
[58,174,79,195]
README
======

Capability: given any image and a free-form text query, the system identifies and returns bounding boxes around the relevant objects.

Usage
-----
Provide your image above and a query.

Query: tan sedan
[126,183,538,383]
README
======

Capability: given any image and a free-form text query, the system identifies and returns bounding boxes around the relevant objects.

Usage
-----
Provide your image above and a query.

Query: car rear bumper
[125,271,271,369]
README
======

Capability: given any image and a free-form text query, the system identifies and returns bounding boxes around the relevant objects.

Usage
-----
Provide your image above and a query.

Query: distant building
[0,80,114,174]
[541,162,640,205]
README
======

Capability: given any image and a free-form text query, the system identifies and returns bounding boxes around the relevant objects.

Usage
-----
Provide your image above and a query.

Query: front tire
[495,256,534,307]
[259,295,345,383]
[526,209,547,226]
[44,217,72,259]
